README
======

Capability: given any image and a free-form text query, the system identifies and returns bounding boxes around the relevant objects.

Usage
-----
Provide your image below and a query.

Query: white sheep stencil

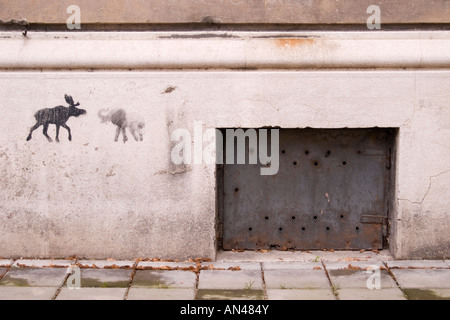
[98,108,145,143]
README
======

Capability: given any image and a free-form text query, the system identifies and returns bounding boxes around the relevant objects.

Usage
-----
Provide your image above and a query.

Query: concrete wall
[0,3,449,260]
[0,33,449,259]
[1,0,448,25]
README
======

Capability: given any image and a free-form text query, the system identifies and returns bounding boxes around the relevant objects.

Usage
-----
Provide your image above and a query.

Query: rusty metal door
[220,128,394,250]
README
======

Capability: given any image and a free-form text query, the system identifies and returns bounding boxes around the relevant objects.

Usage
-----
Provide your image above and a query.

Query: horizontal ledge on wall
[0,31,449,70]
[1,0,449,25]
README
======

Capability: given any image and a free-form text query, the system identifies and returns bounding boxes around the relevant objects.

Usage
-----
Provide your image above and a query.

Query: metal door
[220,128,394,250]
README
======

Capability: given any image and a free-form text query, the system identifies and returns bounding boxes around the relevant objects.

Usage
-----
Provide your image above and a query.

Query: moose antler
[65,94,80,107]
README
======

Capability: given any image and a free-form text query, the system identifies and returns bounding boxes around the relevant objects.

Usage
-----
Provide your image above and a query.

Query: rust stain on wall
[275,38,315,48]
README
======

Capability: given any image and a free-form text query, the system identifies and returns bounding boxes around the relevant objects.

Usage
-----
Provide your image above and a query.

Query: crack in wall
[398,169,450,205]
[401,74,417,128]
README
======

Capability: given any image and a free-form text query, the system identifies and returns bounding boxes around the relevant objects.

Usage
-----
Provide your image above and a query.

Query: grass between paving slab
[321,261,340,300]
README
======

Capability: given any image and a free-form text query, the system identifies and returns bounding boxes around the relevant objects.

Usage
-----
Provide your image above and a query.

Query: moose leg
[55,125,60,143]
[43,123,53,142]
[61,123,72,141]
[26,122,41,141]
[114,126,121,142]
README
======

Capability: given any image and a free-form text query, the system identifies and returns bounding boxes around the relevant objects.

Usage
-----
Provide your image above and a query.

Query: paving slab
[313,250,394,262]
[56,287,127,300]
[216,250,318,262]
[127,288,195,300]
[131,270,196,289]
[216,250,393,263]
[403,288,450,300]
[137,261,196,270]
[327,268,397,289]
[386,260,447,269]
[198,261,263,293]
[196,289,265,300]
[198,268,263,290]
[267,289,335,300]
[0,268,68,287]
[323,261,385,270]
[202,262,261,271]
[263,261,325,270]
[0,287,57,300]
[13,259,73,268]
[77,260,135,269]
[391,269,450,289]
[337,288,406,300]
[74,269,133,288]
[264,269,330,289]
[0,260,13,267]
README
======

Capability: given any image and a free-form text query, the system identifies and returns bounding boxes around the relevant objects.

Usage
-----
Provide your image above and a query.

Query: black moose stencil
[26,95,87,142]
[98,108,145,143]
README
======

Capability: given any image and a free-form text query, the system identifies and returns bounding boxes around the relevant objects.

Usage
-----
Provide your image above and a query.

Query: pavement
[0,250,449,300]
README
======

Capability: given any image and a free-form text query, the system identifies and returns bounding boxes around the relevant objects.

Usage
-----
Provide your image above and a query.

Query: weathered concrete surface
[263,263,330,289]
[394,73,450,260]
[0,260,13,267]
[324,261,407,300]
[0,29,449,260]
[0,31,449,70]
[56,287,127,300]
[132,270,196,289]
[337,288,406,300]
[0,287,58,300]
[199,262,262,289]
[0,0,448,25]
[266,289,334,300]
[391,269,450,289]
[136,261,196,269]
[127,288,195,300]
[77,260,135,269]
[0,258,447,300]
[326,266,398,289]
[77,269,133,288]
[217,250,394,262]
[0,268,67,287]
[198,263,263,295]
[402,288,450,300]
[13,259,73,268]
[196,289,265,300]
[0,69,448,260]
[386,260,448,269]
[391,269,450,300]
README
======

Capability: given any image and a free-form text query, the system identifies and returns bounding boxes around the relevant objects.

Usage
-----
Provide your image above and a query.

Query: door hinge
[360,215,387,225]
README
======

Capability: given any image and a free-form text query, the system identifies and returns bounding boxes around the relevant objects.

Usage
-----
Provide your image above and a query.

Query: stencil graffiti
[97,108,145,143]
[26,94,87,142]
